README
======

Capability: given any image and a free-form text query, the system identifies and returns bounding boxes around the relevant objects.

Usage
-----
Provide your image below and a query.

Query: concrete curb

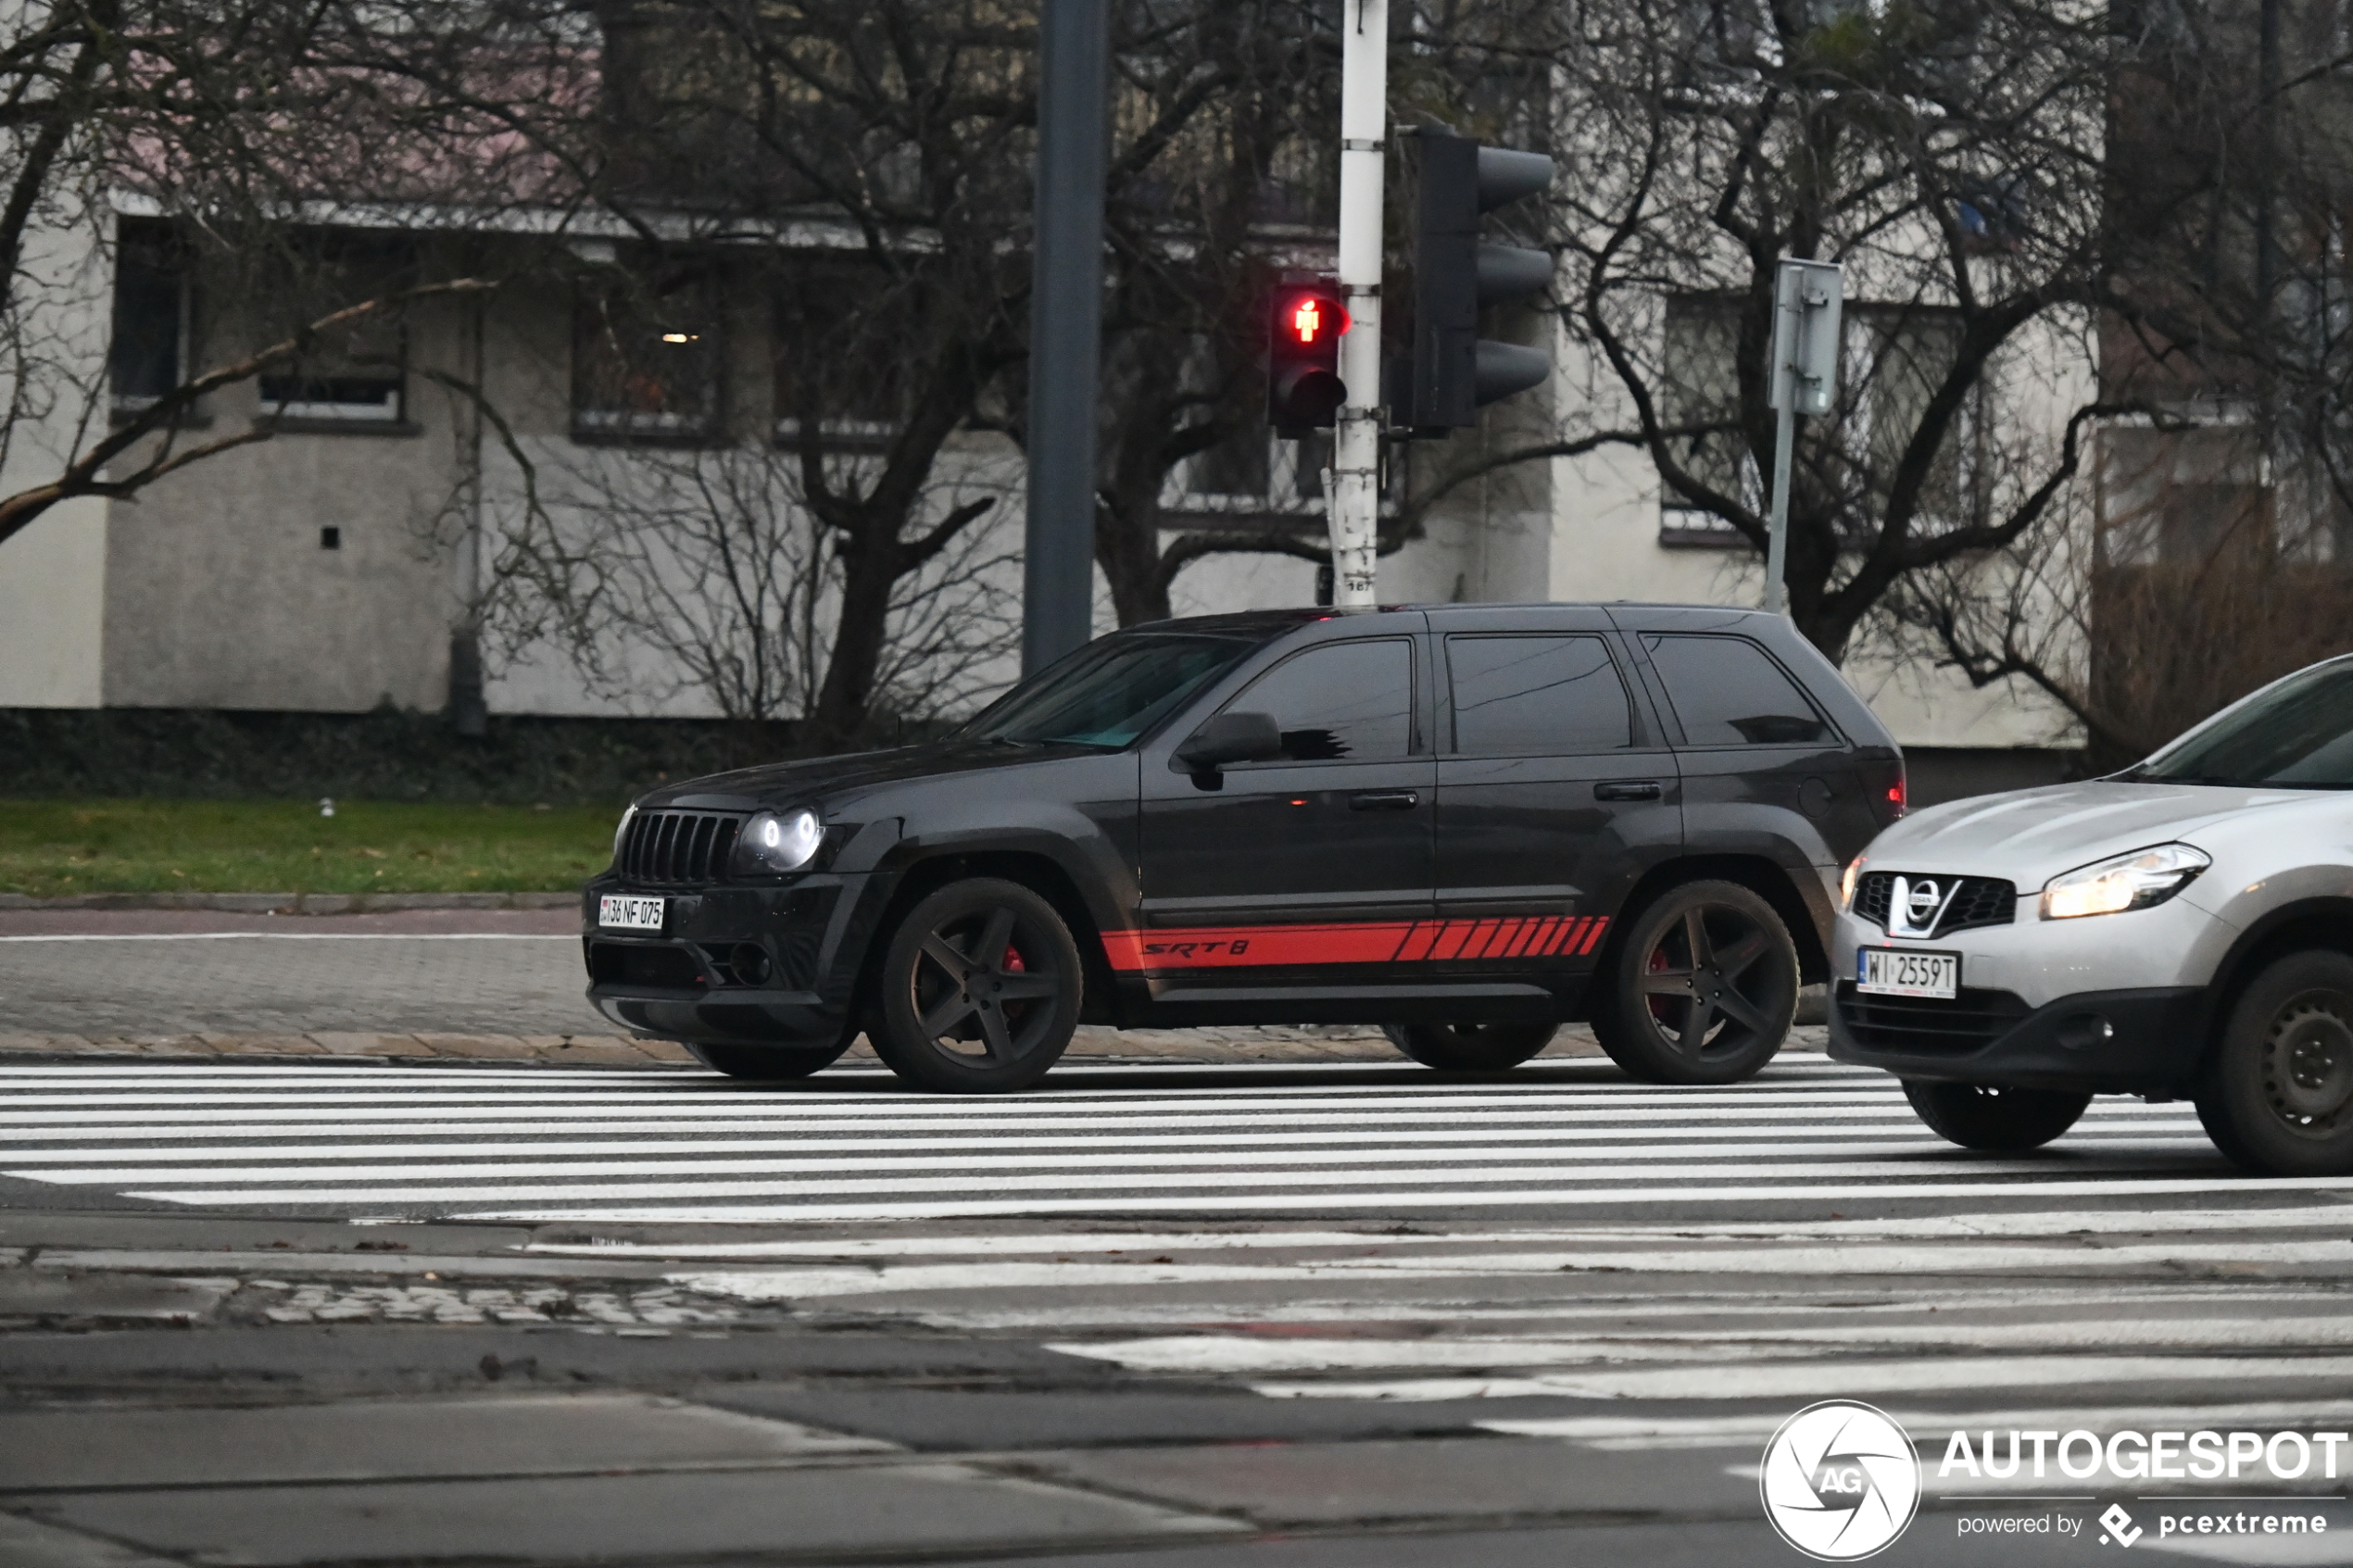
[0,890,581,913]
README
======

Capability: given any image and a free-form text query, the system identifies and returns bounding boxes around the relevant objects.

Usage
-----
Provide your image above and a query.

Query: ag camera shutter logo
[1761,1400,1922,1560]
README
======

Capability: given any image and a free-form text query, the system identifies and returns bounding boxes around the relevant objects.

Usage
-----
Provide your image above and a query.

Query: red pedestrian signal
[1267,282,1348,433]
[1285,295,1344,345]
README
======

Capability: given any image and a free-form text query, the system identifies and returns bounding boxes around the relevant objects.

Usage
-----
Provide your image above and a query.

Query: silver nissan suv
[1830,653,2353,1175]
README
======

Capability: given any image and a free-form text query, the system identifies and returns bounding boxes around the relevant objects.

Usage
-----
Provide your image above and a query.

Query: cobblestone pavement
[0,908,1658,1066]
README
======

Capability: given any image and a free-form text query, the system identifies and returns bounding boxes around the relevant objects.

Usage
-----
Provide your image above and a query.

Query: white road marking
[1240,1352,2353,1401]
[0,1123,2188,1161]
[12,1137,2219,1187]
[451,1173,2353,1223]
[522,1206,2348,1259]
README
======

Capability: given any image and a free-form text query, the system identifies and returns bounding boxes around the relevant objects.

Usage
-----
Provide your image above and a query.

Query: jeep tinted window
[1643,634,1832,746]
[1447,634,1631,754]
[960,632,1259,748]
[1227,638,1414,761]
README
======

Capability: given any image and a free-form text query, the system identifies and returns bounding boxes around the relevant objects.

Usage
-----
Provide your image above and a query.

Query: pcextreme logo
[1761,1400,1923,1561]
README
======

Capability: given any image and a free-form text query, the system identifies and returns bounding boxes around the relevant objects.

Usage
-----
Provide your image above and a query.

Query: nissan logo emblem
[1905,880,1942,921]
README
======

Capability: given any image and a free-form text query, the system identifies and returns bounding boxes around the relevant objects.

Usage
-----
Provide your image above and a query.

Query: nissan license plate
[598,895,665,933]
[1857,947,1958,999]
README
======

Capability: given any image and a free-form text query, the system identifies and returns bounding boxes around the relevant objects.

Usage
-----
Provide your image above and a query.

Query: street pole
[1764,397,1796,619]
[1327,0,1387,609]
[1021,0,1109,676]
[1763,257,1843,619]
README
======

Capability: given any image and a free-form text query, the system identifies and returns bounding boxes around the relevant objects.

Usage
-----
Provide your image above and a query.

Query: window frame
[571,263,725,445]
[1214,634,1425,766]
[1638,633,1846,751]
[1441,632,1641,759]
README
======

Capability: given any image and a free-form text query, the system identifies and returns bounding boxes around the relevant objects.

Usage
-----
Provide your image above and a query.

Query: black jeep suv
[583,604,1903,1092]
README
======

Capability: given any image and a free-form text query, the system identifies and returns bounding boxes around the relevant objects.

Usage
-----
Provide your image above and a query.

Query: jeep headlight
[611,804,635,863]
[733,808,824,877]
[2041,842,2209,920]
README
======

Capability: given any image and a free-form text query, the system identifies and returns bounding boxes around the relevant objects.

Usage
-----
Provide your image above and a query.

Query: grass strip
[0,797,620,896]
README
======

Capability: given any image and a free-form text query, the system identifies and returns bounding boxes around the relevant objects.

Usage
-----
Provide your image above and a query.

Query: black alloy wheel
[1381,1022,1558,1073]
[872,877,1083,1093]
[2196,949,2353,1175]
[1592,879,1799,1085]
[685,1039,852,1082]
[1903,1080,2089,1150]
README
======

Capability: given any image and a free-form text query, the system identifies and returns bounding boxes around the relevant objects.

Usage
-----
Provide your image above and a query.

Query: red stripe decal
[1106,922,1421,972]
[1104,912,1617,972]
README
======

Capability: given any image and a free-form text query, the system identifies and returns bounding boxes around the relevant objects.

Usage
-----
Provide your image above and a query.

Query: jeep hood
[638,740,1106,811]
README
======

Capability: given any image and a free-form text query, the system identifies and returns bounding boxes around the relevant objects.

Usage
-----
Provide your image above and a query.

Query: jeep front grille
[617,809,744,885]
[1853,872,2018,938]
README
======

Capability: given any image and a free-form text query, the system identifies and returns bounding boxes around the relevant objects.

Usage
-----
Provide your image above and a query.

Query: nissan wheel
[871,877,1083,1094]
[1903,1080,2089,1150]
[2196,949,2353,1175]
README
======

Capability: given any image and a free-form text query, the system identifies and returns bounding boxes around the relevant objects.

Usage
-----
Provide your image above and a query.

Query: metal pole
[1327,0,1388,608]
[1764,401,1794,618]
[1021,0,1110,675]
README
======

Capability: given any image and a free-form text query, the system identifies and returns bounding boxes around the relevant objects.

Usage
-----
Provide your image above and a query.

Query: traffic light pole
[1021,0,1109,675]
[1327,0,1388,609]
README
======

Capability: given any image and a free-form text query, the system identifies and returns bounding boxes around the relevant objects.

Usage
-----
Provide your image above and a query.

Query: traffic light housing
[1265,279,1348,433]
[1395,127,1554,432]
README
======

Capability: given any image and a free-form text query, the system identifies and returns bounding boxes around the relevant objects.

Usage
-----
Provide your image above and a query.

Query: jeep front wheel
[872,878,1083,1094]
[1591,880,1799,1085]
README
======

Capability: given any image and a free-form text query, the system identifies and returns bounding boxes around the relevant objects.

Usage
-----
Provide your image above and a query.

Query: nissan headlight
[2040,843,2209,920]
[1841,855,1866,910]
[733,808,824,877]
[611,804,636,863]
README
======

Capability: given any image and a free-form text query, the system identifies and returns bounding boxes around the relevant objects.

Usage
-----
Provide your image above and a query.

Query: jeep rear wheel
[872,878,1082,1094]
[1903,1080,2089,1150]
[685,1038,852,1082]
[1381,1022,1557,1073]
[2196,949,2353,1176]
[1591,880,1799,1085]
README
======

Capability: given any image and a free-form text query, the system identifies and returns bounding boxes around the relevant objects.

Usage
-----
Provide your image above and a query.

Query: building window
[109,221,188,417]
[1657,293,1755,546]
[256,238,412,426]
[773,255,919,447]
[574,265,721,440]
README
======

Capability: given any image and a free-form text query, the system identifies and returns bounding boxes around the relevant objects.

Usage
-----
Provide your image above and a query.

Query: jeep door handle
[1594,780,1664,801]
[1349,790,1421,811]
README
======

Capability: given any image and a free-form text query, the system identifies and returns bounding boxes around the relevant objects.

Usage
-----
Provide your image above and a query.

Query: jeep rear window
[1642,634,1833,746]
[957,633,1260,749]
[2129,658,2353,788]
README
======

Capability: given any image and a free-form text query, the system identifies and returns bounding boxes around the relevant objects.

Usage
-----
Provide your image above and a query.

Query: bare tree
[1535,0,2169,662]
[1882,0,2353,759]
[530,443,1020,733]
[0,0,597,557]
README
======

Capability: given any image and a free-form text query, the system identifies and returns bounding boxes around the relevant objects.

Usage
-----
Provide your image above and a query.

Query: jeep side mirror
[1174,710,1284,772]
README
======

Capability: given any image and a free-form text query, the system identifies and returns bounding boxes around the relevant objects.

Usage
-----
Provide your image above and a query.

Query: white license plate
[1857,947,1958,999]
[598,895,666,933]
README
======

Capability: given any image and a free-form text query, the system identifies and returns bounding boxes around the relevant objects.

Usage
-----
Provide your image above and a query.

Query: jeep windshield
[2126,657,2353,789]
[957,631,1263,750]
